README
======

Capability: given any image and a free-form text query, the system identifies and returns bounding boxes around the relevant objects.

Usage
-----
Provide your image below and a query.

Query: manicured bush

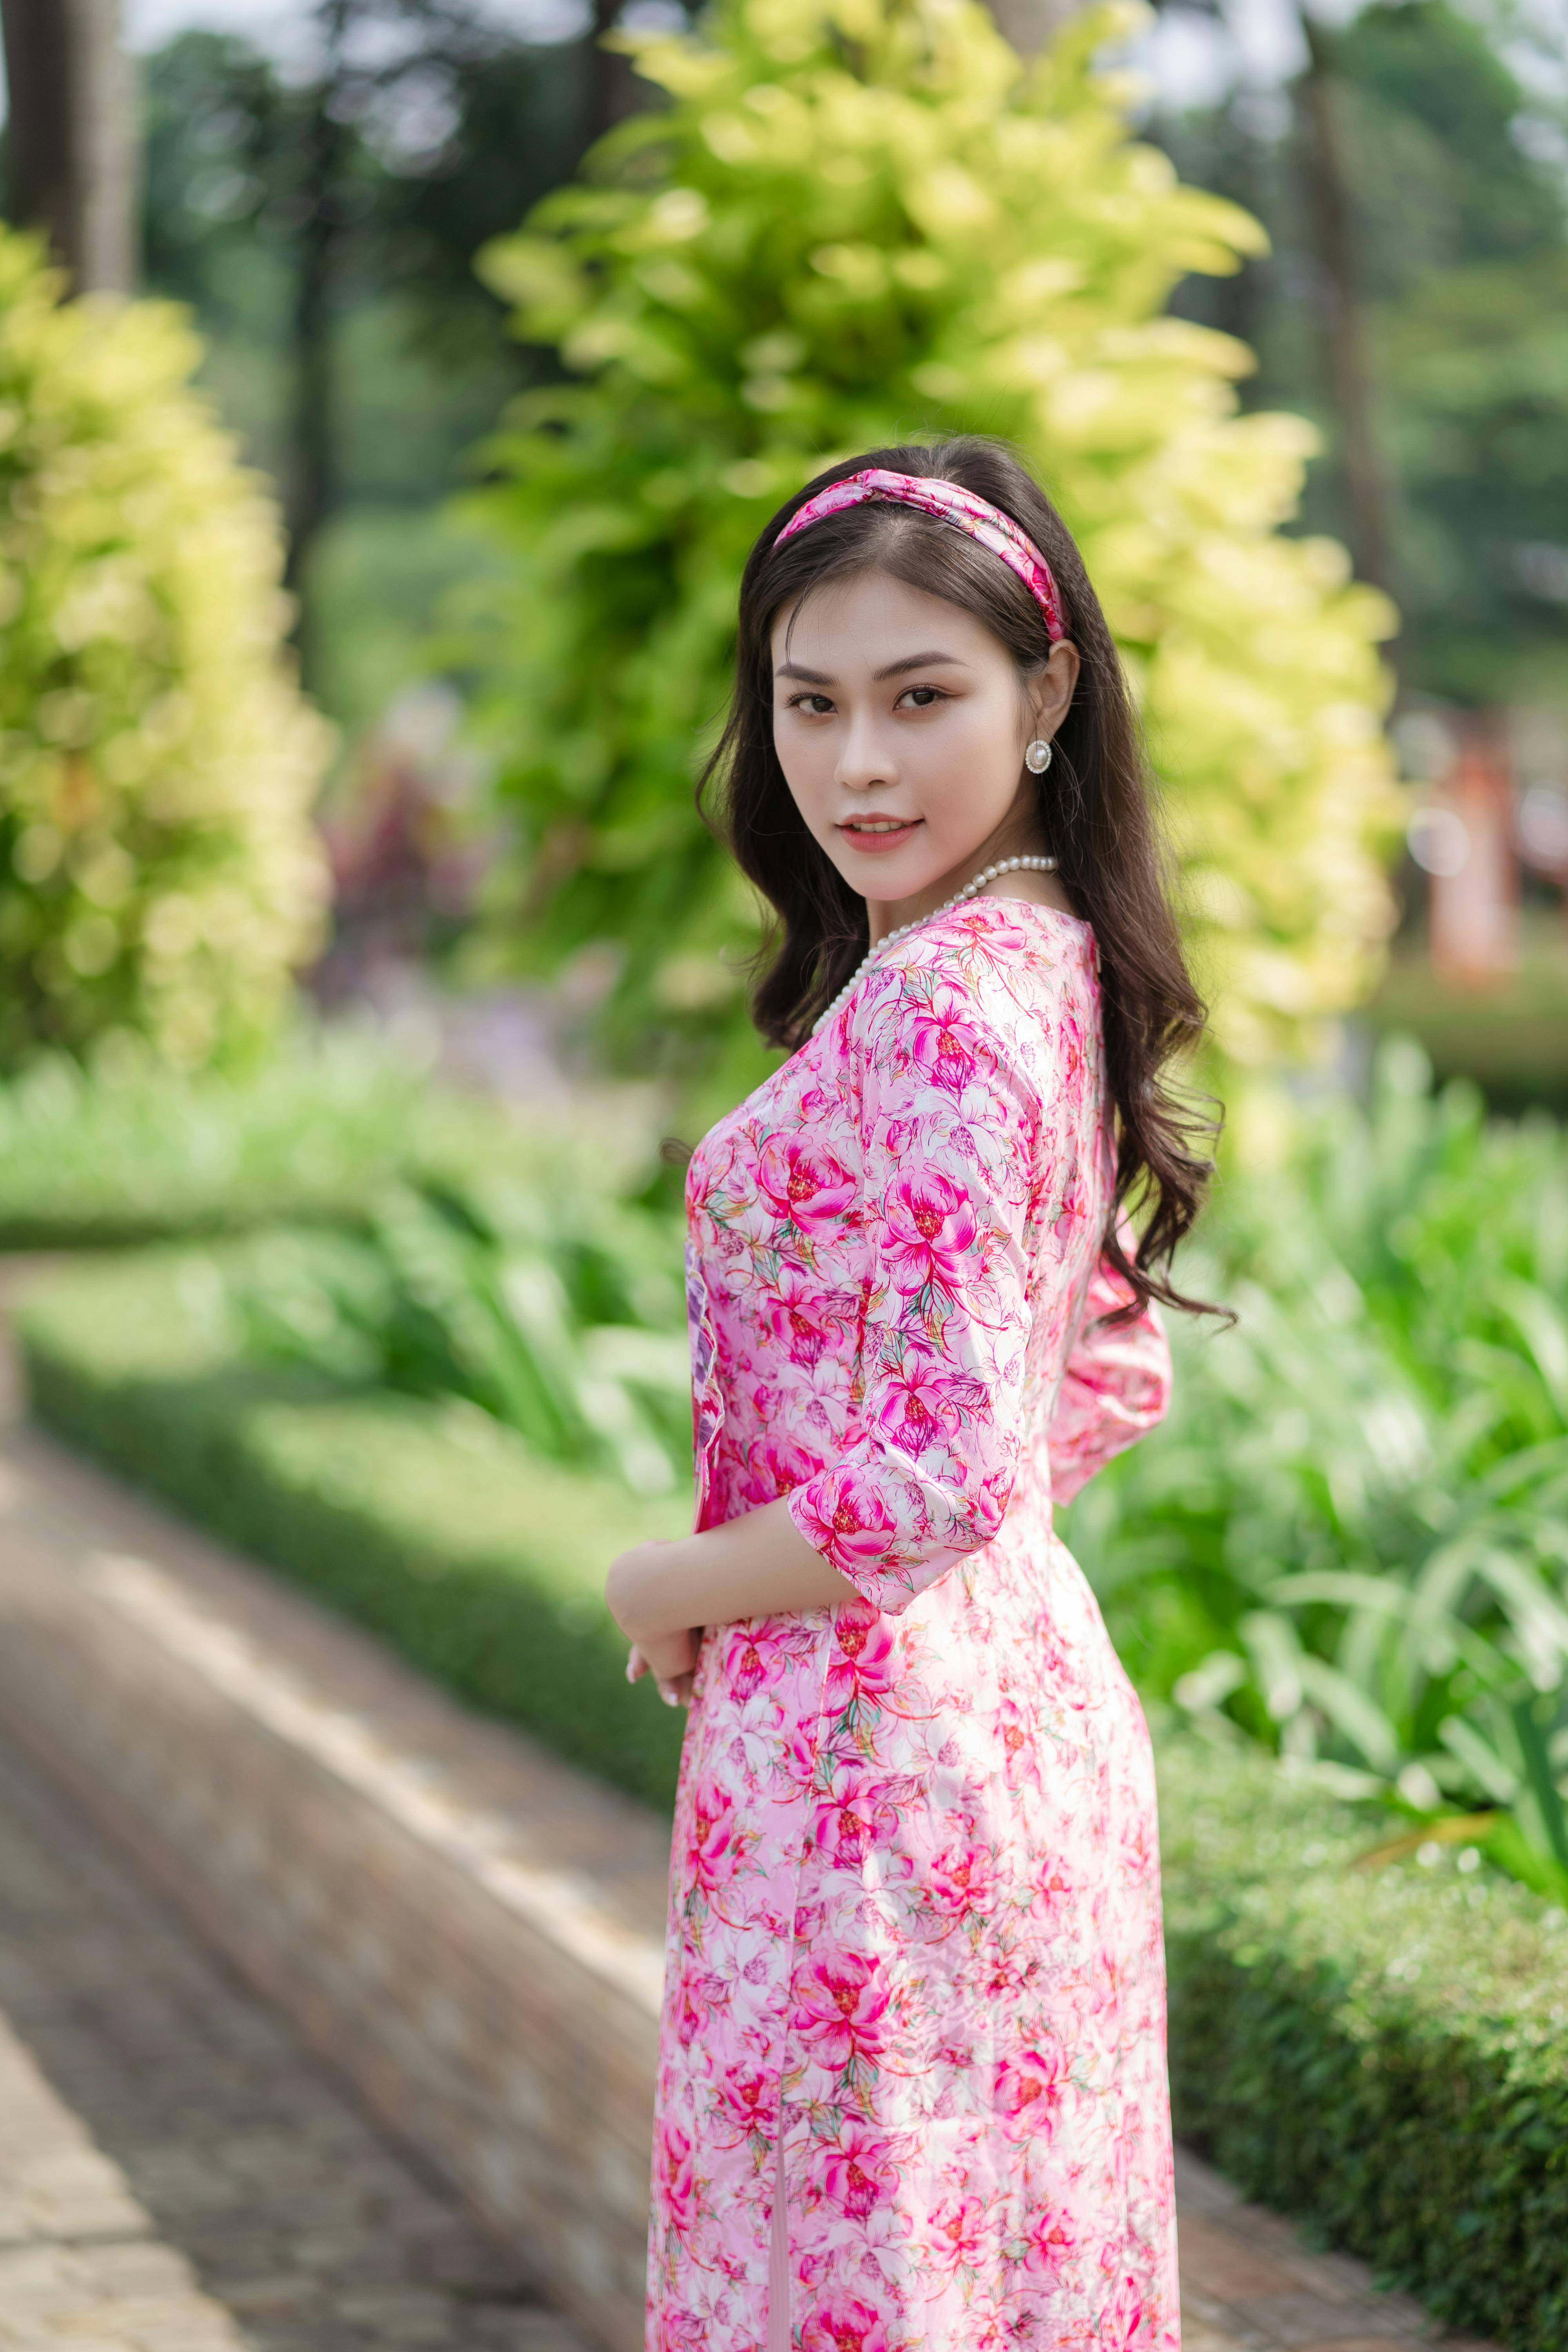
[15,1245,1568,2347]
[15,1245,690,1809]
[1159,1728,1568,2352]
[472,0,1397,1109]
[0,228,330,1069]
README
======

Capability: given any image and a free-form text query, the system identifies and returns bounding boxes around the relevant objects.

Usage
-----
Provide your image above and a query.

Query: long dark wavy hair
[700,436,1218,1320]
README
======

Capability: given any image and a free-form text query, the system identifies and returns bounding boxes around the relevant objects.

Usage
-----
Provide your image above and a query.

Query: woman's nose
[835,713,897,793]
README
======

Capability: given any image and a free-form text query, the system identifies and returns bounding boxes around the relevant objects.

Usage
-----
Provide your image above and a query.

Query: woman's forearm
[606,1497,860,1644]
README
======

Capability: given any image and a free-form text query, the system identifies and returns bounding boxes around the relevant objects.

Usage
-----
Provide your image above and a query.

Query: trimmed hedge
[15,1250,1568,2349]
[16,1248,690,1809]
[1160,1731,1568,2350]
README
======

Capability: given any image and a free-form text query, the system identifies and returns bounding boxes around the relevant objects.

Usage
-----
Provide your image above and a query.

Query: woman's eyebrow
[874,650,969,680]
[774,649,971,684]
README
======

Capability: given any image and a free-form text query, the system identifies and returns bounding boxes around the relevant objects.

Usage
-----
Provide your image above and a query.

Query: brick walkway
[0,1730,592,2352]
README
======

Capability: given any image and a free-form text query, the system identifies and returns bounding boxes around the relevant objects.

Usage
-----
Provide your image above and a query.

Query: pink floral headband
[772,467,1067,644]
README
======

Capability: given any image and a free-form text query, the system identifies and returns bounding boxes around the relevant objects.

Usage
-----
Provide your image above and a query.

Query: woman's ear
[1028,640,1080,742]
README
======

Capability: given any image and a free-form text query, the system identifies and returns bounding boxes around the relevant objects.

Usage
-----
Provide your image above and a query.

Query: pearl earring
[1024,739,1053,775]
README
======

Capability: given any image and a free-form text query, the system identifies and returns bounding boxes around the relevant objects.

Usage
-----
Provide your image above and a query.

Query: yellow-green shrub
[0,229,330,1069]
[474,0,1399,1097]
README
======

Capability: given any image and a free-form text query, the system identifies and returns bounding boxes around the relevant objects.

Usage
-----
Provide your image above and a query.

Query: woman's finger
[626,1646,648,1684]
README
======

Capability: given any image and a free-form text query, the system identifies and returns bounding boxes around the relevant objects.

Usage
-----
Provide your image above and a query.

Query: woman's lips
[837,818,923,854]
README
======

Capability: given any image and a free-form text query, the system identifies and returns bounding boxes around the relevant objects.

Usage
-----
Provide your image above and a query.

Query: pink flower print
[997,1697,1038,1790]
[995,2041,1067,2143]
[759,1269,855,1370]
[716,2064,774,2140]
[654,2307,707,2352]
[822,1608,898,1715]
[687,1784,737,1895]
[875,1344,955,1458]
[758,1136,856,1236]
[750,1432,824,1503]
[876,1169,980,1296]
[929,2192,988,2271]
[1024,2202,1078,2283]
[1101,2273,1147,2349]
[792,1948,892,2071]
[821,2121,896,2221]
[906,999,991,1099]
[777,1720,819,1796]
[649,907,1181,2340]
[812,1768,902,1871]
[722,1628,771,1702]
[673,1970,709,2049]
[688,1129,755,1223]
[1035,1853,1076,1929]
[926,1839,999,1922]
[793,1466,897,1576]
[799,2294,891,2352]
[656,2119,695,2238]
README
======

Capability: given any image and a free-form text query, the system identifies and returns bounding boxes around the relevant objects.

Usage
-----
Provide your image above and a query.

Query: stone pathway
[0,1730,591,2352]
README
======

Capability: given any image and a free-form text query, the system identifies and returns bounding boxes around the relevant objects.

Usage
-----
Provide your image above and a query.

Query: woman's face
[770,568,1076,923]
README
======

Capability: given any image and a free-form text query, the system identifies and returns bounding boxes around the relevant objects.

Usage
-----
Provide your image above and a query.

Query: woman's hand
[605,1537,688,1645]
[626,1625,700,1709]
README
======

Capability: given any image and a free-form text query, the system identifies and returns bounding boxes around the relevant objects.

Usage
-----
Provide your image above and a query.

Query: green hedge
[16,1248,690,1809]
[14,1251,1568,2349]
[1160,1731,1568,2350]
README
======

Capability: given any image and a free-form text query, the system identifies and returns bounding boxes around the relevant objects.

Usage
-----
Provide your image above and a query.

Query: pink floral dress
[651,898,1178,2352]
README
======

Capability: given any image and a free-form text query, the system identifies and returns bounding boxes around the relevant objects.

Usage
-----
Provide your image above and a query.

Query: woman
[606,437,1215,2352]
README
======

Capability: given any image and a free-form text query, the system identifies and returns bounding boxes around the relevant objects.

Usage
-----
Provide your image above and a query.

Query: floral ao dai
[652,898,1179,2352]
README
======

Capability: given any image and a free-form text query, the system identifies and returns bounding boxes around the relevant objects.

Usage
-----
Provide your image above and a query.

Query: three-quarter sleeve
[1045,1246,1171,1504]
[784,962,1059,1615]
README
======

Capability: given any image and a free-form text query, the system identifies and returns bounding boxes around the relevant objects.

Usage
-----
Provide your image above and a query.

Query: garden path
[0,1307,1498,2352]
[0,1728,593,2352]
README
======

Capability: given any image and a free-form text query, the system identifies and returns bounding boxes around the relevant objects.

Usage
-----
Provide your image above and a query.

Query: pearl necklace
[812,853,1059,1036]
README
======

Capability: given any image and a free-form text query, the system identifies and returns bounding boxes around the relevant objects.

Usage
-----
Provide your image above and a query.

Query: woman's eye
[791,693,834,716]
[900,686,945,708]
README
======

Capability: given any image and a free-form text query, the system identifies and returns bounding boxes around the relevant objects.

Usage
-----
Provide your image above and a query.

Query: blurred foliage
[0,1018,667,1247]
[139,22,590,725]
[1160,0,1568,708]
[224,1174,690,1497]
[1065,1036,1568,1898]
[0,227,330,1069]
[0,1024,436,1243]
[468,0,1398,1109]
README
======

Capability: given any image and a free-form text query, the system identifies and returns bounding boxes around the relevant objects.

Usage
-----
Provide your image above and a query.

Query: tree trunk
[1296,13,1403,648]
[986,0,1083,54]
[283,1,350,685]
[0,0,138,291]
[582,0,643,149]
